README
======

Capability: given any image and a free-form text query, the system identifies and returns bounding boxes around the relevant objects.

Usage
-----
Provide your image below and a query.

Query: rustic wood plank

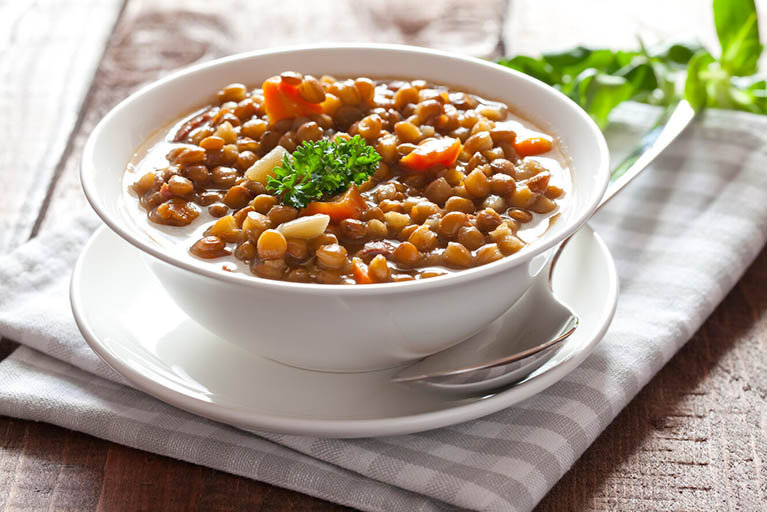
[0,418,351,512]
[0,0,123,251]
[536,247,767,511]
[1,247,764,511]
[38,0,506,232]
[0,340,17,362]
[1,0,765,511]
[0,419,25,508]
[97,442,351,511]
[0,420,100,510]
[0,1,502,510]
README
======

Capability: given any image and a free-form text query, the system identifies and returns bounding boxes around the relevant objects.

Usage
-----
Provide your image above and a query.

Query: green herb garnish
[497,0,765,128]
[266,135,381,209]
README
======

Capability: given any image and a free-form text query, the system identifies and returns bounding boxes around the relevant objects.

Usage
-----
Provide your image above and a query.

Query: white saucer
[71,225,618,438]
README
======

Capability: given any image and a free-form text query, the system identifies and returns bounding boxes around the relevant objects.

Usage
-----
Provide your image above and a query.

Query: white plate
[71,225,618,438]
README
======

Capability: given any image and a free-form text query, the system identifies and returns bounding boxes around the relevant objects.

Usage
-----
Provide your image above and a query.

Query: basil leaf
[708,74,767,114]
[554,48,619,75]
[496,56,557,84]
[571,69,634,128]
[650,42,705,66]
[714,0,763,76]
[617,58,659,96]
[743,78,767,114]
[495,1,764,128]
[684,50,716,111]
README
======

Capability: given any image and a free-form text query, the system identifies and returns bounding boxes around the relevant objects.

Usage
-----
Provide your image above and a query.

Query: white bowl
[81,44,609,372]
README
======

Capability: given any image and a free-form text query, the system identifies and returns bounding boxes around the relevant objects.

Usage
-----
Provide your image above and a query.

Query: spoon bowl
[392,247,577,394]
[396,100,695,392]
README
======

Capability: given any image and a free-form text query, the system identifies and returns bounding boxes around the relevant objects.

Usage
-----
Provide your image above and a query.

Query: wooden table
[1,1,764,510]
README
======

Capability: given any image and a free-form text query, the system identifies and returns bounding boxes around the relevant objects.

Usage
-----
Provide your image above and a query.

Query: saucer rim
[71,225,619,438]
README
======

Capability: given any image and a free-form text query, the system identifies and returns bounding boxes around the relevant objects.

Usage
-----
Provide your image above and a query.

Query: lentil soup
[124,73,570,285]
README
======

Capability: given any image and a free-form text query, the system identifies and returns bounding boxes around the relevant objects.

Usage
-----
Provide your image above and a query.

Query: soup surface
[125,72,570,284]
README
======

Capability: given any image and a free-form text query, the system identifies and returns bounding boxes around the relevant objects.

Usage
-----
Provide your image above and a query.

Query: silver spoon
[393,101,695,393]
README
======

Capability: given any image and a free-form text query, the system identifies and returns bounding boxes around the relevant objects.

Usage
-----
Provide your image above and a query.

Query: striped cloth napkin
[0,104,765,512]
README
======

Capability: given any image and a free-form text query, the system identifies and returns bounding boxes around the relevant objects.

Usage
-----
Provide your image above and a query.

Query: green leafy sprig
[266,135,381,209]
[497,0,764,128]
[686,0,765,112]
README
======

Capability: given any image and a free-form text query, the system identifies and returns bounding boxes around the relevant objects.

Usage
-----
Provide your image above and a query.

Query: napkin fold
[1,104,765,512]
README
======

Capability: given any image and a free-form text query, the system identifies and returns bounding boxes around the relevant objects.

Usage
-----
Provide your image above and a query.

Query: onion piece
[245,145,288,184]
[277,214,330,239]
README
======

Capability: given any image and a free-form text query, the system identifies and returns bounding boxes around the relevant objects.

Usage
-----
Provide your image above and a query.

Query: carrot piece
[262,76,323,124]
[351,258,374,284]
[513,136,552,157]
[302,185,367,222]
[400,137,462,171]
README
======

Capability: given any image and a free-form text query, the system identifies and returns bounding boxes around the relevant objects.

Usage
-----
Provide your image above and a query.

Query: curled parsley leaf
[266,135,381,209]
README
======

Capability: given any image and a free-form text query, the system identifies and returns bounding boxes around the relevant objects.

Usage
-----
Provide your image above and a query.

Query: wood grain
[536,247,767,511]
[38,0,505,233]
[1,0,766,510]
[0,247,764,511]
[0,0,122,251]
[0,418,351,511]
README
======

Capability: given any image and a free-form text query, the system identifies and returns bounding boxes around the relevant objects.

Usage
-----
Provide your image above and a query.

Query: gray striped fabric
[0,104,765,512]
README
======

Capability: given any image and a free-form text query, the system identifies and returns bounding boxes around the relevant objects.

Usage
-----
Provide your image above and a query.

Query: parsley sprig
[266,135,381,209]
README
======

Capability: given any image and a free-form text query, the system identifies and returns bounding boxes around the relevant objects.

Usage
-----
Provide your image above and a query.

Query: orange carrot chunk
[302,185,367,222]
[400,137,462,171]
[262,76,323,124]
[351,258,374,284]
[513,136,552,157]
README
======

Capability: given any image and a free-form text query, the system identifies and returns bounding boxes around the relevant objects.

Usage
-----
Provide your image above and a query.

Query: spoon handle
[549,101,696,285]
[598,100,695,211]
[392,101,696,389]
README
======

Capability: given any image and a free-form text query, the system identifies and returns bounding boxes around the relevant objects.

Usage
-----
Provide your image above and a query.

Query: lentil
[129,73,567,283]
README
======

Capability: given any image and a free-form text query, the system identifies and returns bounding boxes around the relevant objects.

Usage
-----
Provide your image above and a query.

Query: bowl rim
[81,43,609,295]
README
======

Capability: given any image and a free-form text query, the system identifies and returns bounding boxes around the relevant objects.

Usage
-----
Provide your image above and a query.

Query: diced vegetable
[302,185,367,222]
[277,214,330,239]
[513,136,552,157]
[133,72,575,285]
[263,76,323,124]
[245,145,289,184]
[400,137,462,171]
[351,258,374,284]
